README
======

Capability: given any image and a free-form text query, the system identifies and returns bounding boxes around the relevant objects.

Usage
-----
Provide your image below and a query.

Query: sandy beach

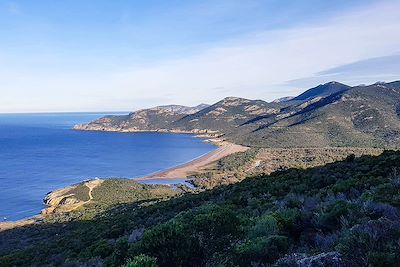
[136,141,249,180]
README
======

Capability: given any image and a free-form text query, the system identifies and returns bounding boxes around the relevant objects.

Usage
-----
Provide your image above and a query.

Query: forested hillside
[1,151,400,266]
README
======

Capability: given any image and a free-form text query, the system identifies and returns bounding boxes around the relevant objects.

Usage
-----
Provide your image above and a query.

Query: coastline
[135,140,249,181]
[73,126,250,179]
[72,124,221,136]
[0,143,384,231]
[0,131,246,229]
[0,179,105,231]
[0,215,43,232]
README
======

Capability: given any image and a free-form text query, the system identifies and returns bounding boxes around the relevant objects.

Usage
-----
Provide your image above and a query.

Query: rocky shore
[73,123,221,136]
[42,179,104,215]
[0,179,104,231]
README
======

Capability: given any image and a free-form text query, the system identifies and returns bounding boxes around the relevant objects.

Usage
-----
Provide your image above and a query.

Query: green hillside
[232,82,400,148]
[1,151,400,266]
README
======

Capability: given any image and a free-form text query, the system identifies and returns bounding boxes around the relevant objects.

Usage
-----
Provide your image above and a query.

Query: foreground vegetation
[1,151,400,266]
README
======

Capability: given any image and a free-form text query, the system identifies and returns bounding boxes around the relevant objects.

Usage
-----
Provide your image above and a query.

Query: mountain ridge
[291,81,351,101]
[75,80,400,148]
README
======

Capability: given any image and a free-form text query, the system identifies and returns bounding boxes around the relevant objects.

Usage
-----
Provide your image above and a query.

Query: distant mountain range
[75,80,400,148]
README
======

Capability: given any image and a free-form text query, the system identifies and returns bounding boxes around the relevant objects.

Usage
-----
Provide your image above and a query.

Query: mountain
[272,96,294,103]
[231,81,400,148]
[292,81,350,101]
[75,80,400,148]
[75,97,284,134]
[169,97,283,133]
[155,104,209,114]
[74,104,209,132]
[386,80,400,89]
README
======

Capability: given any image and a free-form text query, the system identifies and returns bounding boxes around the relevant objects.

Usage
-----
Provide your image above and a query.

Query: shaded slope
[232,82,400,148]
[292,81,350,101]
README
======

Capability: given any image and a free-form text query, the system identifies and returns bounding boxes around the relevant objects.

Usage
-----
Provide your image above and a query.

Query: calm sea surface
[0,113,216,221]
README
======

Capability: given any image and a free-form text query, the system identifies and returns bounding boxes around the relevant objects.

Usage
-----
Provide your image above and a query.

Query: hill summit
[75,80,400,148]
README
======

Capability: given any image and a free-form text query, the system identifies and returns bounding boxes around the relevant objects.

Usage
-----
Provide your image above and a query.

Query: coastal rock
[41,179,103,215]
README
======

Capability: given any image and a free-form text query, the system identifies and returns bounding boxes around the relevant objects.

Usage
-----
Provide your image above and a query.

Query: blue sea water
[0,113,216,221]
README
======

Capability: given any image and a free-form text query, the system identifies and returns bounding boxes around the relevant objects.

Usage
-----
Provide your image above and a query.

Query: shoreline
[72,124,221,136]
[73,126,250,179]
[135,140,249,181]
[0,133,247,229]
[0,144,385,230]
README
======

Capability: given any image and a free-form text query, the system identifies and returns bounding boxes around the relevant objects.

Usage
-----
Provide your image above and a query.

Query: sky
[0,0,399,113]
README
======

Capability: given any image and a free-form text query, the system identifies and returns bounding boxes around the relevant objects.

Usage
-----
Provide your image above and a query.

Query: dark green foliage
[234,235,289,266]
[129,205,243,267]
[249,214,278,238]
[104,238,129,266]
[129,222,203,267]
[124,255,158,267]
[2,151,400,266]
[87,239,113,258]
[317,201,358,232]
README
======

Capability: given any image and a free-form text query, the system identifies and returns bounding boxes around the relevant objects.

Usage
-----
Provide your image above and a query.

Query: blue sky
[0,0,399,112]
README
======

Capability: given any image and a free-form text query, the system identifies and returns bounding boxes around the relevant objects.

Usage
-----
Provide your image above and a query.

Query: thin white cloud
[1,0,400,112]
[287,54,400,88]
[111,0,400,104]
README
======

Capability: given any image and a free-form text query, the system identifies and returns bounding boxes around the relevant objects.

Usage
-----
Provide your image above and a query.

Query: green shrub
[234,235,289,266]
[124,255,158,267]
[88,239,113,259]
[273,208,304,238]
[317,201,357,231]
[177,205,243,253]
[129,222,203,267]
[250,214,278,238]
[104,237,129,266]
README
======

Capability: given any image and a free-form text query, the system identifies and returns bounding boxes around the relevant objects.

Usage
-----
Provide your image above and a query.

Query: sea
[0,113,216,221]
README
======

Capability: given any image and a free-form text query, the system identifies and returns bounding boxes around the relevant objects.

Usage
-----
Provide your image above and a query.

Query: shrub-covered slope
[232,82,400,148]
[1,151,400,266]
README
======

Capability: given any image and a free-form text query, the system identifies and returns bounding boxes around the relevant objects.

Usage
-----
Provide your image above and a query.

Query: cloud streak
[109,0,400,105]
[1,0,399,112]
